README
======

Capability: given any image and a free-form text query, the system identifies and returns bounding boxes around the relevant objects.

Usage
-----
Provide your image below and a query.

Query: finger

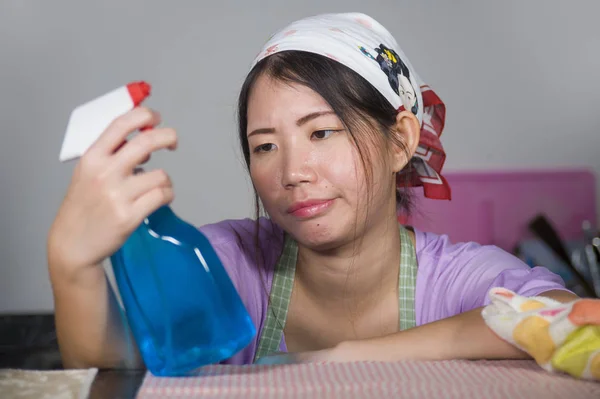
[139,153,151,165]
[124,169,172,201]
[117,141,152,165]
[113,128,157,161]
[115,128,178,172]
[131,186,174,225]
[89,107,162,156]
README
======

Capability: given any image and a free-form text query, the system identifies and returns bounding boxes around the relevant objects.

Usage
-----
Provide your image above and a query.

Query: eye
[253,143,276,153]
[312,129,338,140]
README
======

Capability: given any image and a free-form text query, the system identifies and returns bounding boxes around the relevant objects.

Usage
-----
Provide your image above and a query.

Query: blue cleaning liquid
[110,205,256,376]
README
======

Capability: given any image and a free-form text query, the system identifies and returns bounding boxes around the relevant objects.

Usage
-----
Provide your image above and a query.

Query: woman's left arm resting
[336,289,579,362]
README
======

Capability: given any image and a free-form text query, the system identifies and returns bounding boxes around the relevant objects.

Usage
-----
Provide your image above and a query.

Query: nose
[281,145,317,189]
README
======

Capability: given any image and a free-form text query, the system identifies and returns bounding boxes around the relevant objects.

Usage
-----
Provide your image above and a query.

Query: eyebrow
[296,110,335,126]
[247,111,335,138]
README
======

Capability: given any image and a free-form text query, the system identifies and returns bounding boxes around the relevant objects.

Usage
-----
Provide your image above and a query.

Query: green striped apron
[254,225,418,362]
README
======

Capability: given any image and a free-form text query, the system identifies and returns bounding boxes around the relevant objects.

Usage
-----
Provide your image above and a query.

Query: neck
[295,215,402,314]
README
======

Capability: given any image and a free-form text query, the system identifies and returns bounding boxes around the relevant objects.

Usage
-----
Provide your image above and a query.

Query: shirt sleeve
[414,230,572,325]
[453,244,572,312]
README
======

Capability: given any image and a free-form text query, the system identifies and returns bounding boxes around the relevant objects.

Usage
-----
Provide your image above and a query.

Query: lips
[287,199,335,219]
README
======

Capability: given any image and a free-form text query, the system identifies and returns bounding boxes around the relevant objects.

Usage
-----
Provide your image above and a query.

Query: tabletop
[2,360,599,398]
[90,360,600,399]
[89,369,146,399]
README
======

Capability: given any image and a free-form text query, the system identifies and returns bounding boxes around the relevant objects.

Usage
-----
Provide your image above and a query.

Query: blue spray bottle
[59,82,256,376]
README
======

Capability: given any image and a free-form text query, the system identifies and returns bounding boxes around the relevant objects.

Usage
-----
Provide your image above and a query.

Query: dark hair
[237,50,414,223]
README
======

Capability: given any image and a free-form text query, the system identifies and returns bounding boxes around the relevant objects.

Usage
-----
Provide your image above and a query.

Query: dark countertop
[89,369,145,399]
[1,313,145,398]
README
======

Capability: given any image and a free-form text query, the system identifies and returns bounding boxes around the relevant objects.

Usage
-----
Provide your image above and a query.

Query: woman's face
[246,74,399,249]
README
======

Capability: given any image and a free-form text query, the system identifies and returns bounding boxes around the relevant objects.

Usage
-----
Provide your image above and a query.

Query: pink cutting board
[403,169,597,252]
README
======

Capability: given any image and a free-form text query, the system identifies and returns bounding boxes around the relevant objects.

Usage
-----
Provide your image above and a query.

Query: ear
[389,110,420,173]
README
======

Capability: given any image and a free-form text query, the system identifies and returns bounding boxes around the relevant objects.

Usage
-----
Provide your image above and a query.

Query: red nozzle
[127,81,151,106]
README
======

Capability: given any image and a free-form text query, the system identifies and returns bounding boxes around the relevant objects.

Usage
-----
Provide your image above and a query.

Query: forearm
[346,290,579,362]
[50,260,143,369]
[355,307,527,361]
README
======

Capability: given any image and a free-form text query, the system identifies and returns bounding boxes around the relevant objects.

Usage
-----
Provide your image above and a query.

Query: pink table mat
[137,360,600,399]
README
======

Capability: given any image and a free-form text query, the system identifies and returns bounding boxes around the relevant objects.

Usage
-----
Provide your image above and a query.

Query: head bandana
[252,12,451,200]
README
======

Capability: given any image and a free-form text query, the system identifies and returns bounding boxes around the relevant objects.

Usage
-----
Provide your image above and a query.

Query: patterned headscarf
[252,12,451,200]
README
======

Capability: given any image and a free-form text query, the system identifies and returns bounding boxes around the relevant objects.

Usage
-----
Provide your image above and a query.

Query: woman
[47,12,577,369]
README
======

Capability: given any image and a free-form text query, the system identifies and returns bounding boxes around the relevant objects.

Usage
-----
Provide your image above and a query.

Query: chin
[283,215,355,251]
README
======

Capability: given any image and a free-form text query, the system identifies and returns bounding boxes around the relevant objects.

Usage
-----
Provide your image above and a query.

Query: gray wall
[2,0,599,313]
